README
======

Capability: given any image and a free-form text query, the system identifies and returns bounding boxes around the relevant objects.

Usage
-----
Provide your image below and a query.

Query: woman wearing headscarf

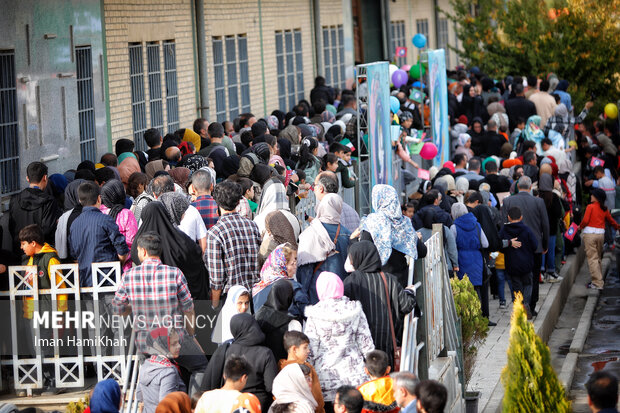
[159,192,208,252]
[138,328,185,413]
[145,160,169,181]
[100,180,138,272]
[155,392,192,413]
[254,178,302,239]
[259,211,298,267]
[459,85,485,125]
[90,379,121,413]
[131,202,207,299]
[520,115,546,155]
[359,185,422,287]
[211,285,251,345]
[253,244,308,319]
[118,156,141,186]
[539,173,563,281]
[468,117,486,157]
[203,313,279,412]
[304,272,374,404]
[454,133,474,159]
[256,279,298,361]
[280,125,302,146]
[455,177,469,203]
[296,194,352,304]
[269,364,318,413]
[169,167,191,190]
[415,206,459,273]
[450,203,488,290]
[55,179,86,260]
[277,138,297,170]
[343,241,416,368]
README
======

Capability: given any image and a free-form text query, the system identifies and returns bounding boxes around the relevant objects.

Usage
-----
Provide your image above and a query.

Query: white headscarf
[269,364,317,413]
[211,286,249,344]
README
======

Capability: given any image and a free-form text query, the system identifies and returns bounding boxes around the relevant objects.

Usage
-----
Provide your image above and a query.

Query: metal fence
[0,262,131,396]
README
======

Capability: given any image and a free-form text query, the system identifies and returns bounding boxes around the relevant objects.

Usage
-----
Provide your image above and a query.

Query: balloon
[392,69,408,88]
[401,64,411,73]
[389,64,399,80]
[420,142,438,160]
[409,64,425,79]
[412,81,426,89]
[389,96,400,114]
[605,103,618,119]
[412,33,427,49]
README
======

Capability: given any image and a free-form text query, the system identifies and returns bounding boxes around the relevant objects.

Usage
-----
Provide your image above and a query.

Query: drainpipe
[258,0,267,115]
[194,0,209,119]
[380,0,391,61]
[433,0,440,50]
[312,0,323,76]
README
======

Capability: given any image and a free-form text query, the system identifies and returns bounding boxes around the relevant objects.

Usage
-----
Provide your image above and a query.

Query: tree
[500,293,570,412]
[441,0,620,107]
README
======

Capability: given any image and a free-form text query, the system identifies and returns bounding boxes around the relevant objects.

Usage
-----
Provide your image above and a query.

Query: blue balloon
[412,33,427,49]
[389,96,400,114]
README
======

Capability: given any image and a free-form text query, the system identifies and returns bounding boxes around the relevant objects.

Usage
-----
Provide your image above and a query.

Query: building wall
[0,0,106,194]
[103,0,197,147]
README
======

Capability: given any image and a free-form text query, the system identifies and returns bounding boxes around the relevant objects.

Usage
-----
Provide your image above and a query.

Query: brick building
[0,0,460,198]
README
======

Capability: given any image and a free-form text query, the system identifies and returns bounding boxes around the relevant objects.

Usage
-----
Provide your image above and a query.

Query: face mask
[344,256,355,273]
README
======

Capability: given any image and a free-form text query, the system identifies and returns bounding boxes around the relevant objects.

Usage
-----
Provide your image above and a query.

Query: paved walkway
[468,250,583,412]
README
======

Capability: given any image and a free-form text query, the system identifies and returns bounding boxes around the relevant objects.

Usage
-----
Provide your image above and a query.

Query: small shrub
[66,394,89,413]
[501,293,570,412]
[451,275,488,384]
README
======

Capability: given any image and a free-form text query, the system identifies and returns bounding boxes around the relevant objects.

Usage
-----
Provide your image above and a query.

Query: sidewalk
[467,246,586,412]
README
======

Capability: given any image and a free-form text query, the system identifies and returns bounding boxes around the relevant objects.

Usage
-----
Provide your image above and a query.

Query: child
[498,207,538,317]
[138,328,186,413]
[322,153,339,172]
[236,177,256,218]
[330,143,356,188]
[403,202,415,219]
[195,355,261,413]
[357,350,399,413]
[279,331,325,413]
[510,117,525,147]
[18,224,67,390]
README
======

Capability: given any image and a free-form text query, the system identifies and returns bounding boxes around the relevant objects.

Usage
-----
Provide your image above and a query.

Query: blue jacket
[498,221,538,277]
[454,213,484,286]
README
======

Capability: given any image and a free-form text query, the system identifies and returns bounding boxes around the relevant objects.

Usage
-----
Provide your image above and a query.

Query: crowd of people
[1,67,619,413]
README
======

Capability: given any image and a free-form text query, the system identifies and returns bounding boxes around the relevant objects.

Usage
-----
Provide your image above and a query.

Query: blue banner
[366,62,392,187]
[427,49,450,167]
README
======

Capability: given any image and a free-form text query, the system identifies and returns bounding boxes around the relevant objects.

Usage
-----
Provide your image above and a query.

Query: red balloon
[420,142,438,160]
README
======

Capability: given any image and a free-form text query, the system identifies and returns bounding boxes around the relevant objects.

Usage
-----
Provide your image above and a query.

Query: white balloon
[389,64,399,79]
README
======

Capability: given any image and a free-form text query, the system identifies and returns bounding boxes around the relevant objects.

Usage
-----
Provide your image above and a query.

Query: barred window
[275,29,305,111]
[75,46,96,162]
[0,50,19,195]
[129,40,179,151]
[438,18,450,68]
[322,25,346,89]
[128,43,147,151]
[390,21,407,67]
[416,19,429,41]
[212,35,250,123]
[163,41,179,132]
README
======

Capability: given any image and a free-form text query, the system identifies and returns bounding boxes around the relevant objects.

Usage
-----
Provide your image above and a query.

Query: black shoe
[488,321,497,326]
[531,309,538,317]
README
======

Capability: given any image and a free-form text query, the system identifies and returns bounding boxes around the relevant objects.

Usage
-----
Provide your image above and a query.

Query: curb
[557,256,609,391]
[482,245,587,413]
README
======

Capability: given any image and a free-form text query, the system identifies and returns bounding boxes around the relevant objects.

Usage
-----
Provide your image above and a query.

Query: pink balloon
[392,69,409,88]
[401,65,412,72]
[420,142,438,160]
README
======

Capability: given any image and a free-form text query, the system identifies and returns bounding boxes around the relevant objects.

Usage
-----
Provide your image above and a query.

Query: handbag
[380,271,401,372]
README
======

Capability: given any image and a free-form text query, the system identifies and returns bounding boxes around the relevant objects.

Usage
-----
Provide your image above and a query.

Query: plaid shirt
[205,212,261,292]
[113,258,194,353]
[543,107,588,138]
[192,194,219,229]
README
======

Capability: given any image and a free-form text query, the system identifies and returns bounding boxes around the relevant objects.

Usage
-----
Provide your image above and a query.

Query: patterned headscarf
[253,245,290,296]
[266,115,279,130]
[266,211,297,247]
[159,192,190,226]
[321,110,336,124]
[360,184,418,264]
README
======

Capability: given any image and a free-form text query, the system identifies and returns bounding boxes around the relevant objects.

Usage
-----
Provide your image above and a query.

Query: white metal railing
[0,262,134,396]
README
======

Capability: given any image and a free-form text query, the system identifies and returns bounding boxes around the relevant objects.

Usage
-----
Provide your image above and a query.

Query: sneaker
[547,272,563,283]
[586,282,604,290]
[488,321,497,327]
[499,301,507,309]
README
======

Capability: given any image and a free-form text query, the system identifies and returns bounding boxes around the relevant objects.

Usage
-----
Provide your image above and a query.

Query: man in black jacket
[505,84,537,132]
[9,162,61,256]
[310,76,334,105]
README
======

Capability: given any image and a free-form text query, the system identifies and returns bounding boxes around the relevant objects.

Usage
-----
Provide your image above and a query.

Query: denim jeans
[495,269,512,302]
[542,235,556,273]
